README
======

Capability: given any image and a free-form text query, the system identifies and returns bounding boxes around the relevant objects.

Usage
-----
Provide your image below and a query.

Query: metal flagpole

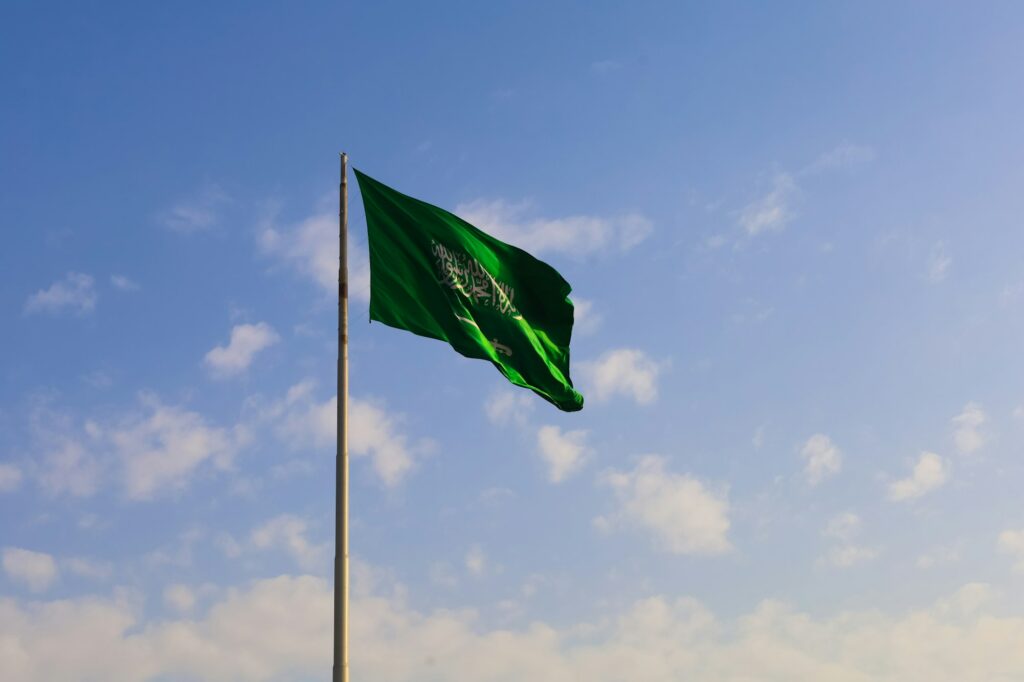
[333,152,350,682]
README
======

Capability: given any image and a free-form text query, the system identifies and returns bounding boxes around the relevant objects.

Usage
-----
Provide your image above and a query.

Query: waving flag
[355,169,584,411]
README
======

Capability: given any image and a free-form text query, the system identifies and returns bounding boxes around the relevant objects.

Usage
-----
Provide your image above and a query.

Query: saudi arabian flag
[355,169,584,412]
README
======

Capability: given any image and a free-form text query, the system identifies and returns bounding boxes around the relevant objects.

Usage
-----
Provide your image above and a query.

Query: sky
[3,2,1024,680]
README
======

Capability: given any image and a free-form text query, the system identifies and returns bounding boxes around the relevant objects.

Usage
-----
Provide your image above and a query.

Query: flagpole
[333,152,350,682]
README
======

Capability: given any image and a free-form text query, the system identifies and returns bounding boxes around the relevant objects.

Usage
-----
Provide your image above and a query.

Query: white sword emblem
[455,315,512,356]
[492,339,513,357]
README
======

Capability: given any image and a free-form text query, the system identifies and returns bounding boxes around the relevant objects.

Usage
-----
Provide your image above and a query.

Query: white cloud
[30,405,103,498]
[266,381,332,446]
[38,437,101,496]
[0,463,23,493]
[7,574,1024,681]
[823,512,861,542]
[804,143,876,173]
[24,272,97,316]
[269,459,315,480]
[250,515,327,571]
[821,544,878,568]
[572,297,602,336]
[730,298,774,325]
[1002,281,1024,305]
[581,348,660,405]
[716,146,871,246]
[164,584,197,613]
[110,274,140,292]
[215,534,243,561]
[703,233,729,250]
[28,397,243,501]
[751,424,766,449]
[484,389,534,427]
[888,452,949,501]
[81,370,114,389]
[204,322,280,377]
[159,184,229,233]
[998,529,1024,571]
[819,513,878,568]
[477,487,515,506]
[112,398,245,500]
[600,456,731,555]
[259,207,370,301]
[77,514,102,530]
[927,241,952,283]
[0,575,330,682]
[350,399,431,486]
[2,547,57,592]
[799,434,842,485]
[536,425,591,483]
[64,557,112,581]
[917,544,962,569]
[455,199,652,257]
[464,545,487,577]
[738,173,797,236]
[270,382,431,486]
[429,562,459,589]
[145,527,207,570]
[952,402,986,455]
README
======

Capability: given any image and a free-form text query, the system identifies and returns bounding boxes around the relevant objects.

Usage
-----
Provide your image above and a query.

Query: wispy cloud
[5,567,1024,680]
[0,463,23,493]
[164,584,197,613]
[464,545,487,577]
[159,184,229,233]
[484,389,534,427]
[803,143,876,174]
[536,425,591,483]
[728,143,873,244]
[927,241,952,283]
[204,322,280,378]
[917,544,962,569]
[580,348,661,405]
[819,513,878,568]
[598,456,731,555]
[800,434,843,485]
[998,529,1024,571]
[259,204,370,301]
[2,547,58,592]
[113,397,247,500]
[265,381,433,486]
[951,402,986,455]
[250,514,328,571]
[571,297,603,336]
[28,396,247,501]
[24,272,97,316]
[29,403,104,497]
[738,173,797,236]
[455,199,652,257]
[888,452,949,501]
[821,544,879,568]
[110,274,140,292]
[64,557,113,580]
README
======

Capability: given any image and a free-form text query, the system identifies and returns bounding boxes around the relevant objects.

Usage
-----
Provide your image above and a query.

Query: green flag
[355,169,584,412]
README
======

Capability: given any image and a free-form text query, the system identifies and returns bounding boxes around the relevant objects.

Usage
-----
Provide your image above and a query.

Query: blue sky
[4,2,1024,680]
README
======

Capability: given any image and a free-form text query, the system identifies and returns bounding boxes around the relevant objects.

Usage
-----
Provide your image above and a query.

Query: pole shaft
[333,153,350,682]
